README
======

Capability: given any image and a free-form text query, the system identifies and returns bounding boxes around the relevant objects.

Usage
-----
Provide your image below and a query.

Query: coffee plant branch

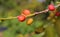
[0,4,60,20]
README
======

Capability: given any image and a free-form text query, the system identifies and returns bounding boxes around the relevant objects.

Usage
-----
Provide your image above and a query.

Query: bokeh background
[0,0,60,37]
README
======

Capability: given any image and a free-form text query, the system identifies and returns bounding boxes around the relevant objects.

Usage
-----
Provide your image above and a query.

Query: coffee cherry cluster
[48,4,60,16]
[17,4,60,24]
[17,9,31,22]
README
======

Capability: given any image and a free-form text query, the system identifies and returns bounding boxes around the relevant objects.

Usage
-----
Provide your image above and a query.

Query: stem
[0,4,60,20]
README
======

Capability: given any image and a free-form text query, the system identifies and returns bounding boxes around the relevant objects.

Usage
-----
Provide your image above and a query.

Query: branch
[0,4,60,20]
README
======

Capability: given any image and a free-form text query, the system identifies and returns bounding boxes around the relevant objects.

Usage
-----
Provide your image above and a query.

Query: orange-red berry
[22,9,30,15]
[26,18,33,25]
[17,15,26,22]
[48,4,55,11]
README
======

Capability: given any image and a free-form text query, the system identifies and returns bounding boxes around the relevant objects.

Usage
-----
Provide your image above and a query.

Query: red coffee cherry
[48,4,55,11]
[22,9,30,15]
[55,12,60,16]
[17,15,26,22]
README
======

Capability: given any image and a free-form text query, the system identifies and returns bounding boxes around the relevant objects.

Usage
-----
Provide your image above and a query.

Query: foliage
[0,0,60,37]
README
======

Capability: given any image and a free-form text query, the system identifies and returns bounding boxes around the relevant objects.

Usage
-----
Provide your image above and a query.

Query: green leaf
[33,21,43,28]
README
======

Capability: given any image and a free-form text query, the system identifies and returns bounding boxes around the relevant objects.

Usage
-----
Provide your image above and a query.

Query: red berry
[48,4,55,11]
[22,9,30,15]
[17,15,26,22]
[55,12,60,16]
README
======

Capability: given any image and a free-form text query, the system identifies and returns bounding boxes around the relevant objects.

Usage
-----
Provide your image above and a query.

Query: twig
[0,4,60,20]
[0,17,17,20]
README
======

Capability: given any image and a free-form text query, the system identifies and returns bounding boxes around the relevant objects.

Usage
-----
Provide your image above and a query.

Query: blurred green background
[0,0,60,37]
